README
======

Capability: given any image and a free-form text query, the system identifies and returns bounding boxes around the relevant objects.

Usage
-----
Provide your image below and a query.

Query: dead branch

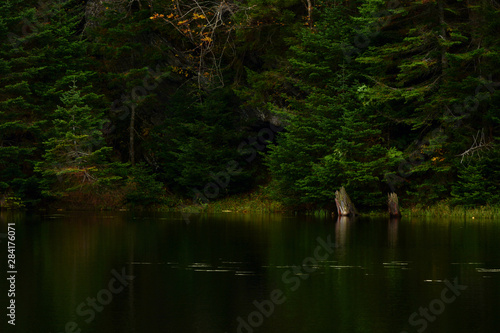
[156,0,249,89]
[458,128,493,163]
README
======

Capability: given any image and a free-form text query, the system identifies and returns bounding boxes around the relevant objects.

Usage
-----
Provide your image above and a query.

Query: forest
[0,0,499,213]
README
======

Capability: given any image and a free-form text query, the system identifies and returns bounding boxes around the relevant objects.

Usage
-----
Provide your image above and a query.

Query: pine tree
[264,2,398,209]
[0,0,97,204]
[451,163,487,207]
[355,0,500,203]
[87,0,176,166]
[35,80,111,197]
[145,87,254,197]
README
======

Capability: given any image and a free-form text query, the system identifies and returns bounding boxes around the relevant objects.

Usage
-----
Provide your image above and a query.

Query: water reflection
[388,217,400,248]
[1,212,500,333]
[335,216,350,248]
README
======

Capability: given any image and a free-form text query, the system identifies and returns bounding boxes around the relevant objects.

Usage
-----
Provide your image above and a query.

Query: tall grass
[161,190,500,219]
[403,203,500,219]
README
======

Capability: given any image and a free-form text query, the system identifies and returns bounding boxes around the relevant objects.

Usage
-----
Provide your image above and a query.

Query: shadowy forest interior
[1,0,499,213]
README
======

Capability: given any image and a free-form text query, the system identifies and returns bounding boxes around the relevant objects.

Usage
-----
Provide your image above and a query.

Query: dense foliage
[0,0,498,210]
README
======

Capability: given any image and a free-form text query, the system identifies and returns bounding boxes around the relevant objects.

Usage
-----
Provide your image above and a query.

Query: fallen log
[388,192,401,217]
[334,187,357,216]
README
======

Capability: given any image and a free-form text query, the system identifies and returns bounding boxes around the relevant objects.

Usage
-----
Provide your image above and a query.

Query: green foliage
[146,88,254,196]
[451,163,488,207]
[264,4,400,210]
[451,149,500,207]
[124,163,165,206]
[0,196,26,210]
[35,79,111,197]
[0,0,499,211]
[0,0,93,205]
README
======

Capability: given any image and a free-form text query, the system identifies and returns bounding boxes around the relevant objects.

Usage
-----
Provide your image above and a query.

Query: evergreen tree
[35,80,111,197]
[264,2,400,210]
[356,0,500,203]
[0,0,498,209]
[0,0,93,204]
[451,148,500,207]
[451,163,488,207]
[87,0,177,166]
[145,87,254,197]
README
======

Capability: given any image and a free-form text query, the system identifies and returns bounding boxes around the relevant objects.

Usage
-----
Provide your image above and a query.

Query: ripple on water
[383,261,410,270]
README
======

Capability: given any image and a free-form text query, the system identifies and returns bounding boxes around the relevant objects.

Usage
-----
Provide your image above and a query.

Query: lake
[1,211,499,333]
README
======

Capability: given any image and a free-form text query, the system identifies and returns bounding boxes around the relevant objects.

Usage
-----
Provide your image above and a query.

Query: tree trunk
[335,187,356,216]
[305,0,313,29]
[437,0,448,70]
[388,192,401,217]
[129,104,135,166]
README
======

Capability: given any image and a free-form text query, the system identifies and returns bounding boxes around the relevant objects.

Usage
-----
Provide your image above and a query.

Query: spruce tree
[0,0,96,204]
[264,2,399,209]
[355,0,500,203]
[35,80,111,197]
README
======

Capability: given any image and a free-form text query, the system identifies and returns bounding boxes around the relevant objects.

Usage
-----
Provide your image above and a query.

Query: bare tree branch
[153,0,254,89]
[458,128,493,163]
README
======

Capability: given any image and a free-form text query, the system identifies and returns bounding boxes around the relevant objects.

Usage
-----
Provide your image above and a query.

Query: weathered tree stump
[335,187,357,216]
[388,192,401,217]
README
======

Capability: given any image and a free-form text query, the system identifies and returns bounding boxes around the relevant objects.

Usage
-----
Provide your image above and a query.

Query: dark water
[1,211,499,333]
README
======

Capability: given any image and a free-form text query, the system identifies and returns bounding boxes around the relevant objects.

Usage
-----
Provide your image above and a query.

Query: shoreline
[2,193,500,219]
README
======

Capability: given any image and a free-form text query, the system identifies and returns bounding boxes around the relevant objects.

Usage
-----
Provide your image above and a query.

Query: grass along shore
[2,189,500,219]
[400,203,500,219]
[170,196,500,219]
[164,189,500,219]
[169,191,286,214]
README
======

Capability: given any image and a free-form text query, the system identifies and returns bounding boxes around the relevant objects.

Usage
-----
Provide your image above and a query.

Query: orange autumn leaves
[150,10,214,44]
[150,13,164,20]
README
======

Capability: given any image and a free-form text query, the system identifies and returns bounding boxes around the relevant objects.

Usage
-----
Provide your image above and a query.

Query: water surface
[1,211,499,333]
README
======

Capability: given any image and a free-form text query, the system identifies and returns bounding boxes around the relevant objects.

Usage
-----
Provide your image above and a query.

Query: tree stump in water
[388,192,401,217]
[335,187,357,216]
